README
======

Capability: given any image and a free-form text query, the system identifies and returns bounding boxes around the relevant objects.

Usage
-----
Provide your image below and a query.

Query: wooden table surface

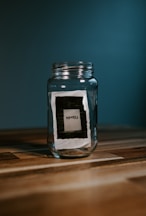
[0,127,146,216]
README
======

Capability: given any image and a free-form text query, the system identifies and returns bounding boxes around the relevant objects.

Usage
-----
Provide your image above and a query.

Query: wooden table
[0,127,146,216]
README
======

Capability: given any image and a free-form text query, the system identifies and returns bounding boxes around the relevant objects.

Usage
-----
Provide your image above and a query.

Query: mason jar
[47,61,98,158]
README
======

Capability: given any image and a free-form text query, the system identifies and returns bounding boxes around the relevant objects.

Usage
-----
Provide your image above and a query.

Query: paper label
[51,90,91,150]
[63,109,81,132]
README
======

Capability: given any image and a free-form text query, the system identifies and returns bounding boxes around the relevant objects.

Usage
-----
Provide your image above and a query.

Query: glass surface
[47,61,98,158]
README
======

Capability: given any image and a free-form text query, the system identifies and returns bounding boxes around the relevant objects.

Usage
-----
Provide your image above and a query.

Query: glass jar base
[48,142,97,159]
[54,148,91,159]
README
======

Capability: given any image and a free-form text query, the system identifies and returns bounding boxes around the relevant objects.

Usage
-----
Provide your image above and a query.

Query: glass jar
[47,61,98,158]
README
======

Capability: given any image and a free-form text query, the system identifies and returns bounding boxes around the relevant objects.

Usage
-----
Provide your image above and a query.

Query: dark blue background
[0,0,146,129]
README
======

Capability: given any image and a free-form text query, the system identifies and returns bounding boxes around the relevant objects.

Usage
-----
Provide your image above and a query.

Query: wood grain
[0,127,146,216]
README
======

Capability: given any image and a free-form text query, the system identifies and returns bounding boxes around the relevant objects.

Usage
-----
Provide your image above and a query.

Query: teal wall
[0,0,146,129]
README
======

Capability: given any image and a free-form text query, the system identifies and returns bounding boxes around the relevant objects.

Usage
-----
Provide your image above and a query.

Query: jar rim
[52,61,93,70]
